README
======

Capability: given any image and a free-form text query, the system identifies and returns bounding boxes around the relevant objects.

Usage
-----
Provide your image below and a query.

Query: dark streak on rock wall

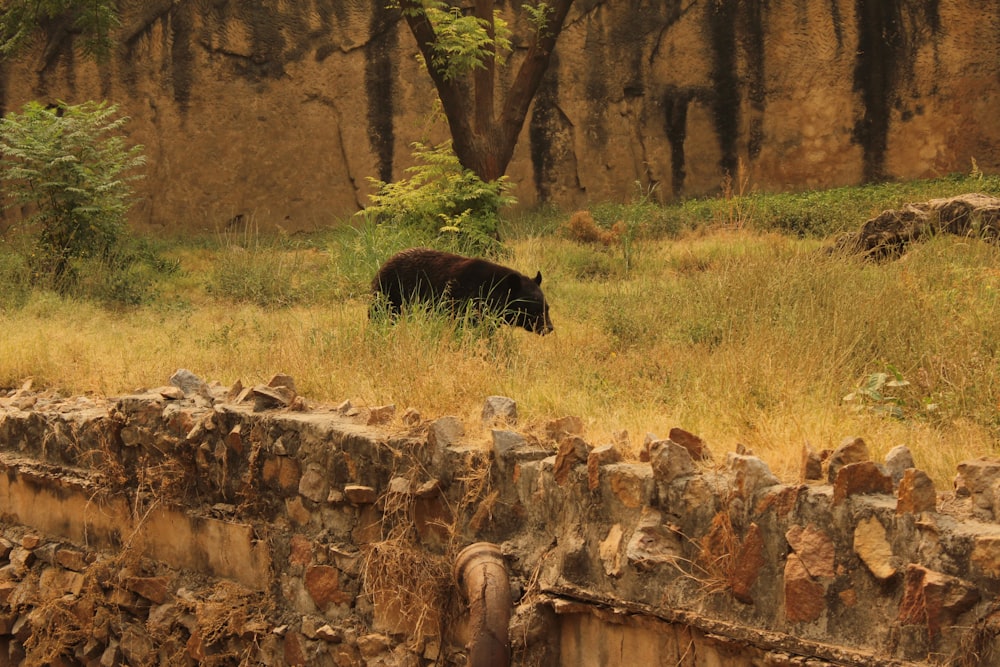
[170,4,195,112]
[706,0,767,177]
[366,6,398,184]
[663,87,692,197]
[829,0,845,50]
[853,0,941,183]
[707,0,740,178]
[740,0,766,161]
[584,12,609,151]
[530,66,562,202]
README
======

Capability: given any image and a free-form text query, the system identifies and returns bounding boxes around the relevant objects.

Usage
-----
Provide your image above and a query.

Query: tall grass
[1,174,998,487]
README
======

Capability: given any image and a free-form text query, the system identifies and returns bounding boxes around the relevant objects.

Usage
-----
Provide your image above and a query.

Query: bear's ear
[533,271,542,286]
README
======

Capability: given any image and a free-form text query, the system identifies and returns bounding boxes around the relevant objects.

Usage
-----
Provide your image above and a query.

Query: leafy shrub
[0,100,153,302]
[363,140,515,257]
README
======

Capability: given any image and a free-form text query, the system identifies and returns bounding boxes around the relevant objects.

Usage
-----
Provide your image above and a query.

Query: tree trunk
[398,0,575,183]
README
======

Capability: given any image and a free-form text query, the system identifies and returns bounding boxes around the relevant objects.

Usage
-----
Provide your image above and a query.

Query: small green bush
[363,140,515,257]
[0,100,153,302]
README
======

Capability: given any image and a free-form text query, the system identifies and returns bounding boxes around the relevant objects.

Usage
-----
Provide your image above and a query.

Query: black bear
[371,248,553,335]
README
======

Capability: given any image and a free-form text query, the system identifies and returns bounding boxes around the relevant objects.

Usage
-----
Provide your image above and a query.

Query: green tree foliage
[364,140,514,257]
[0,0,118,59]
[0,100,149,297]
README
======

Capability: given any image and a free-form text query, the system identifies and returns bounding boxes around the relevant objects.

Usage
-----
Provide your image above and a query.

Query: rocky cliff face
[0,0,996,232]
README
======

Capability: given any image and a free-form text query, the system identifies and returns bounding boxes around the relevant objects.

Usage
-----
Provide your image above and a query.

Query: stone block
[827,436,870,483]
[482,396,517,425]
[854,516,897,580]
[668,427,713,461]
[832,461,893,505]
[783,553,825,624]
[785,524,835,579]
[727,453,780,498]
[305,565,352,610]
[587,444,622,491]
[896,468,937,514]
[649,439,695,483]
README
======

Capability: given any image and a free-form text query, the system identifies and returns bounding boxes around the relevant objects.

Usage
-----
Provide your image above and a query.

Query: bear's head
[503,271,553,335]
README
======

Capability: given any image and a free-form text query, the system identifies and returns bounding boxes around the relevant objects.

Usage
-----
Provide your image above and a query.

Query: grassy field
[2,173,1000,488]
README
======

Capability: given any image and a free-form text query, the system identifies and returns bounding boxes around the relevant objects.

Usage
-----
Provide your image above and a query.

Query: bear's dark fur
[371,248,553,335]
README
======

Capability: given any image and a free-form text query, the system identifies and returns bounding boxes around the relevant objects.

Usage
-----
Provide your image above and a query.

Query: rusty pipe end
[454,542,512,667]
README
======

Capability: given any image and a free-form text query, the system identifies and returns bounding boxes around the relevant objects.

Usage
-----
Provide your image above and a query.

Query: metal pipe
[454,542,512,667]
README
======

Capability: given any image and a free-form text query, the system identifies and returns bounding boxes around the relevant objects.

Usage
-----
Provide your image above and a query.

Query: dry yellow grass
[2,229,999,489]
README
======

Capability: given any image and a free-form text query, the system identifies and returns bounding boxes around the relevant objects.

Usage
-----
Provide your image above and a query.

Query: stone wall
[1,371,999,665]
[0,1,997,233]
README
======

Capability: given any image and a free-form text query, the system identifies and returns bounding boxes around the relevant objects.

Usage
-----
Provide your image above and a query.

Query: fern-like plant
[364,140,515,256]
[0,100,146,293]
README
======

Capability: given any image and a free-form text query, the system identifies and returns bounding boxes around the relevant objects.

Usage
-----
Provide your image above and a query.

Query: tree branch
[472,0,495,133]
[499,0,573,148]
[398,0,473,143]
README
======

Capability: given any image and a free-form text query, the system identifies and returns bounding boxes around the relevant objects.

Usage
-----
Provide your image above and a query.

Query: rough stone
[784,553,826,624]
[0,537,12,560]
[827,436,870,483]
[668,427,712,461]
[304,565,351,609]
[9,547,34,572]
[727,453,780,498]
[126,576,171,604]
[285,496,312,527]
[625,508,682,570]
[39,567,85,597]
[283,629,309,666]
[970,535,1000,578]
[606,464,653,509]
[832,461,893,505]
[896,468,937,514]
[157,385,186,400]
[854,516,898,580]
[492,429,527,460]
[315,624,343,642]
[428,416,464,449]
[357,633,391,658]
[225,424,244,454]
[253,384,297,410]
[954,457,1000,520]
[801,443,824,481]
[598,524,624,578]
[897,565,980,637]
[482,396,517,425]
[298,463,330,503]
[649,439,695,483]
[545,415,583,441]
[785,524,835,580]
[120,624,155,667]
[729,523,766,604]
[841,195,1000,261]
[169,369,211,398]
[884,445,916,486]
[263,456,302,491]
[268,373,297,393]
[344,485,378,505]
[587,443,622,491]
[554,435,590,485]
